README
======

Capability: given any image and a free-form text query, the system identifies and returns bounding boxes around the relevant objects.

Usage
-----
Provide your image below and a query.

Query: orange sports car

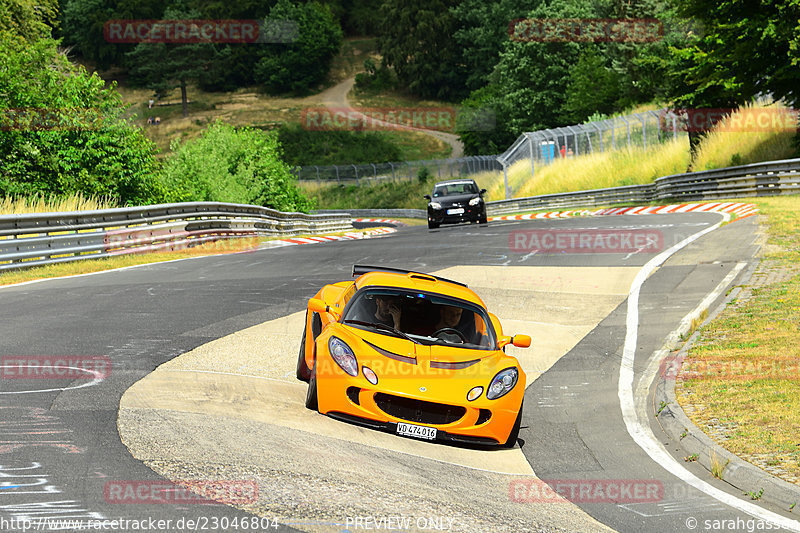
[297,265,531,447]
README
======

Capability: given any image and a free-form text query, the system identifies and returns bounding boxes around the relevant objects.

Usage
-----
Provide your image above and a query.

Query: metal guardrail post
[315,166,320,185]
[389,162,395,181]
[593,122,603,153]
[641,115,647,148]
[620,116,631,148]
[502,162,511,200]
[335,165,340,185]
[527,134,535,178]
[672,113,678,141]
[371,163,377,180]
[352,164,359,186]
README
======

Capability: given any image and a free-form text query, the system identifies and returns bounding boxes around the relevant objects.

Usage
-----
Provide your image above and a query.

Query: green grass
[676,195,800,484]
[303,176,437,210]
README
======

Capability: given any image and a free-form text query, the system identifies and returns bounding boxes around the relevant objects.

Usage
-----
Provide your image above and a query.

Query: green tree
[450,0,541,95]
[125,8,219,117]
[667,0,800,150]
[60,0,164,70]
[0,0,58,41]
[378,0,465,100]
[160,121,313,212]
[563,47,621,123]
[671,0,800,107]
[254,0,342,95]
[0,34,163,204]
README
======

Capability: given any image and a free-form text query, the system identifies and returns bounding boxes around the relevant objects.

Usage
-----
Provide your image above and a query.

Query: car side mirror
[512,335,531,348]
[480,188,487,195]
[424,194,431,200]
[308,298,340,319]
[498,334,531,348]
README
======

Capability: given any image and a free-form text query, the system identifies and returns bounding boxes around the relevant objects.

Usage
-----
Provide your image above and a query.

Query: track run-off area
[1,203,798,533]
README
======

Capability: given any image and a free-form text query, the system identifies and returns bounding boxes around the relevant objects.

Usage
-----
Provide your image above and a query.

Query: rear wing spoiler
[352,265,468,288]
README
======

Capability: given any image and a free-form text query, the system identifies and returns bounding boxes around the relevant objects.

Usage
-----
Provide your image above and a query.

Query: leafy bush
[160,121,313,212]
[276,124,402,166]
[0,33,164,205]
[354,58,397,93]
[417,167,430,182]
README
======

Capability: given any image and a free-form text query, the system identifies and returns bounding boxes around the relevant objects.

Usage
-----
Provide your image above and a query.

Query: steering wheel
[432,327,467,343]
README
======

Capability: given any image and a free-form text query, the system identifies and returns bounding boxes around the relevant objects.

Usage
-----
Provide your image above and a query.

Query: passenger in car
[374,295,402,329]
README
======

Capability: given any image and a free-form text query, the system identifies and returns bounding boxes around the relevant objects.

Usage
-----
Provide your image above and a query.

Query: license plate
[447,208,464,215]
[396,422,437,440]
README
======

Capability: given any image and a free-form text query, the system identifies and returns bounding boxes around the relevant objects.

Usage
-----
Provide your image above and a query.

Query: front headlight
[487,367,518,400]
[430,202,442,210]
[469,197,482,206]
[329,337,358,376]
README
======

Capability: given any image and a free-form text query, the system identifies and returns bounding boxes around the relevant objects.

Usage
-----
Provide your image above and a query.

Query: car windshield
[342,288,495,349]
[432,182,479,198]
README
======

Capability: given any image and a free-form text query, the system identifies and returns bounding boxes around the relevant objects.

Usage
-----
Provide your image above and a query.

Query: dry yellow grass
[473,138,690,201]
[690,102,798,171]
[0,194,118,215]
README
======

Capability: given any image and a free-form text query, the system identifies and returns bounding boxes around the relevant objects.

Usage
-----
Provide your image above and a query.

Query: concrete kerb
[652,258,800,512]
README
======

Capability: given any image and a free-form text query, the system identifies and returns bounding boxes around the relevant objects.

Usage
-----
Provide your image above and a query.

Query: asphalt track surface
[0,213,797,533]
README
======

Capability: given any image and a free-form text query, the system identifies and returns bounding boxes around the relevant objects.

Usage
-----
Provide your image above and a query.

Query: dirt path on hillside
[307,77,464,159]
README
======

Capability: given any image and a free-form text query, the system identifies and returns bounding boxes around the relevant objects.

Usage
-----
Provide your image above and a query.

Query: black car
[424,179,488,229]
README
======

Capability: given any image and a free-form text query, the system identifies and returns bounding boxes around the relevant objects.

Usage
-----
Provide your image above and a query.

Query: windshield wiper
[342,319,416,343]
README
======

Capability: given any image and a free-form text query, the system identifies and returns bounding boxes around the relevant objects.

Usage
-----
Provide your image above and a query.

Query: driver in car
[431,305,471,343]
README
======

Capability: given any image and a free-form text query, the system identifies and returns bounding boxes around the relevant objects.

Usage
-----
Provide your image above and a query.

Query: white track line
[617,213,800,531]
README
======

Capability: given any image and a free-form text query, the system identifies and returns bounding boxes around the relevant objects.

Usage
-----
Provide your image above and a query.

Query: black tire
[479,214,488,225]
[501,403,523,448]
[305,359,318,411]
[428,220,439,229]
[296,326,311,382]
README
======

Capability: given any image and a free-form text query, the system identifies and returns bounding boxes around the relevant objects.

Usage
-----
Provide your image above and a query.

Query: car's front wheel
[479,214,488,224]
[305,358,318,411]
[428,220,440,229]
[296,326,311,382]
[501,403,523,448]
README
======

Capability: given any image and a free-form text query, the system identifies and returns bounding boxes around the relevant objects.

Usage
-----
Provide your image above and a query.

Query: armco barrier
[0,202,352,272]
[313,208,427,219]
[487,158,800,216]
[308,159,800,220]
